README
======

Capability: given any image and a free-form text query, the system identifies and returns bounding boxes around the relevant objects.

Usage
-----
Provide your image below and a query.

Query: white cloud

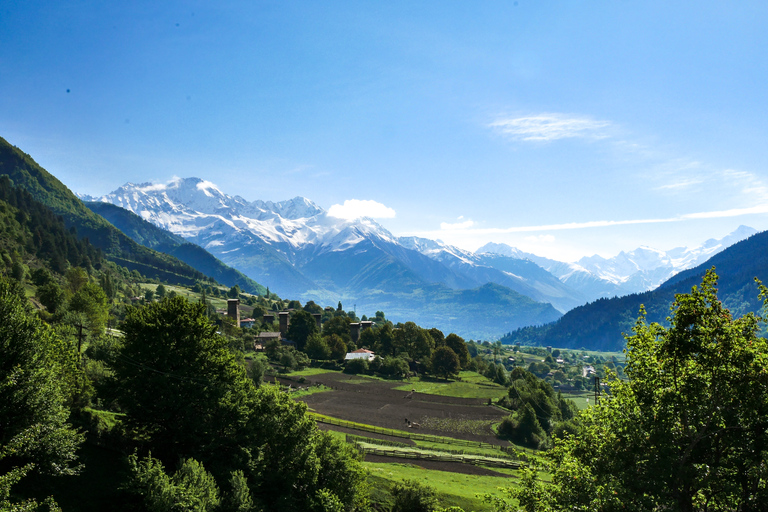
[328,199,396,220]
[408,205,768,238]
[137,182,169,193]
[490,113,611,142]
[655,179,703,190]
[440,219,475,230]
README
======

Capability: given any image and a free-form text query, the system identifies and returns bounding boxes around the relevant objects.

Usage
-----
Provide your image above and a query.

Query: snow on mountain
[476,225,758,299]
[93,178,396,253]
[400,236,588,312]
[91,177,757,325]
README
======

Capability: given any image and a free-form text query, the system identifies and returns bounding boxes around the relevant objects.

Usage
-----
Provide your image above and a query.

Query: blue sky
[2,1,768,261]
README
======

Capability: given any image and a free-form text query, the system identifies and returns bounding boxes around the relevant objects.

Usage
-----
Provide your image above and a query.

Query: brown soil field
[297,372,509,445]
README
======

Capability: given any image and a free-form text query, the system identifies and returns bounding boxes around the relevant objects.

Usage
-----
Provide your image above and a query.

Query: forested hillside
[502,230,768,351]
[0,137,213,287]
[0,175,103,273]
[86,201,266,295]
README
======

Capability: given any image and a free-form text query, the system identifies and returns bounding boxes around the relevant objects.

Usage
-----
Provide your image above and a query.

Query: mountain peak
[252,195,324,220]
[475,242,529,259]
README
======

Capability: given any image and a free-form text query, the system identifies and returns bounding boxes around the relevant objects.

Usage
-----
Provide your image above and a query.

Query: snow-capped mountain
[476,225,758,301]
[89,178,565,338]
[398,236,587,313]
[88,177,757,337]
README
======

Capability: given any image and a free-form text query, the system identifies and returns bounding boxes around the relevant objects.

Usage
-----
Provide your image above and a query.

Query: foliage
[497,403,547,449]
[110,296,255,466]
[287,310,319,351]
[431,346,460,380]
[305,333,332,360]
[323,316,352,344]
[325,334,348,360]
[503,367,577,435]
[69,281,110,335]
[390,479,438,512]
[344,358,369,375]
[541,270,768,511]
[377,356,410,378]
[394,322,434,361]
[127,454,220,512]
[0,277,84,510]
[111,296,369,511]
[444,333,470,368]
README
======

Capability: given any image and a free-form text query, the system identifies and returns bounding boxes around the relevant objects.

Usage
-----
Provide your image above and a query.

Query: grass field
[393,372,508,400]
[559,390,595,410]
[365,461,517,511]
[283,367,338,377]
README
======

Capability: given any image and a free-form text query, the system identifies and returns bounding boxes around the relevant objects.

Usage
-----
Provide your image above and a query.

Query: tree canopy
[111,295,369,511]
[0,277,84,510]
[521,269,768,512]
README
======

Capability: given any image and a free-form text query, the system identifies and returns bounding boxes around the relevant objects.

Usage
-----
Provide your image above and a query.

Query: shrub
[344,358,369,375]
[378,356,409,378]
[390,479,437,512]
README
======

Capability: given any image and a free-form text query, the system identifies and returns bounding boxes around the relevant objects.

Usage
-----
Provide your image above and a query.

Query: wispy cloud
[722,169,768,202]
[328,199,396,220]
[440,219,475,230]
[417,205,768,238]
[655,178,704,190]
[490,113,611,142]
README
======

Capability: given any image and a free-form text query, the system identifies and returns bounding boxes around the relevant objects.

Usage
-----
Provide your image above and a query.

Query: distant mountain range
[476,224,757,299]
[501,228,768,351]
[80,178,562,337]
[82,177,756,339]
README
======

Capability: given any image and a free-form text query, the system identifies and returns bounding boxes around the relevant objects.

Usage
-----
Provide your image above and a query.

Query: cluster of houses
[226,299,376,360]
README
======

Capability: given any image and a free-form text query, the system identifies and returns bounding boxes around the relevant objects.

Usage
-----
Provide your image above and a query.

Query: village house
[344,348,375,361]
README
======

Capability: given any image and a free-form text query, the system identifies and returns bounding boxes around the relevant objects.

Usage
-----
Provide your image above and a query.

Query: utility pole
[594,375,600,405]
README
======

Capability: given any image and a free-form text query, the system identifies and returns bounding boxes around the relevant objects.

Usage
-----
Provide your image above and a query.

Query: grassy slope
[366,462,515,511]
[393,371,509,400]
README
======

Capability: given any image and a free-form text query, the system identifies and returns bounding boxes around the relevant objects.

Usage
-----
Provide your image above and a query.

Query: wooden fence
[311,412,522,457]
[349,442,522,469]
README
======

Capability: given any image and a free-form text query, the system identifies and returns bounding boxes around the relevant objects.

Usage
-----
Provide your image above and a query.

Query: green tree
[344,358,369,375]
[305,333,332,360]
[445,333,470,368]
[227,285,241,299]
[0,277,84,510]
[37,280,65,314]
[155,283,166,299]
[64,266,88,294]
[303,300,323,315]
[69,281,109,335]
[112,296,369,511]
[287,310,319,351]
[127,454,220,512]
[322,316,352,344]
[427,328,445,348]
[431,346,460,380]
[111,296,254,466]
[394,322,434,361]
[325,334,348,360]
[544,270,768,511]
[358,327,377,350]
[497,403,547,449]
